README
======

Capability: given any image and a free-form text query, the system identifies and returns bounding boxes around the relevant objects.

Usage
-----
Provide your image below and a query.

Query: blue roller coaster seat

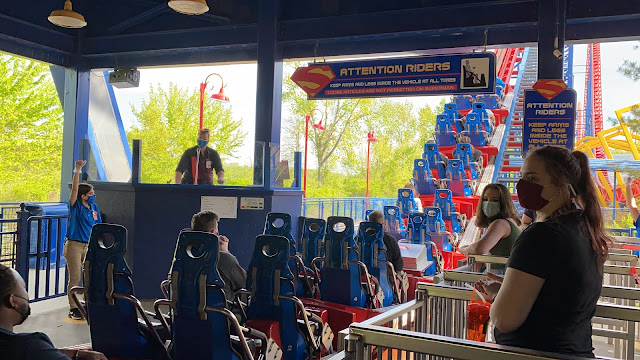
[397,188,419,218]
[82,224,167,359]
[169,230,251,360]
[469,102,494,134]
[433,189,464,234]
[383,206,406,240]
[453,143,480,180]
[475,94,500,110]
[453,95,473,110]
[357,222,394,307]
[320,217,368,308]
[423,207,453,252]
[443,159,473,197]
[462,113,488,147]
[246,235,315,360]
[423,143,447,179]
[435,114,456,146]
[406,212,436,275]
[413,159,438,195]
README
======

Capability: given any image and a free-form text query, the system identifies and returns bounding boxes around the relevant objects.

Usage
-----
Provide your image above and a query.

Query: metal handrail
[345,324,586,360]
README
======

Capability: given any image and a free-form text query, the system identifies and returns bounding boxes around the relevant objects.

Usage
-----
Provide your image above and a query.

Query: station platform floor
[15,296,640,359]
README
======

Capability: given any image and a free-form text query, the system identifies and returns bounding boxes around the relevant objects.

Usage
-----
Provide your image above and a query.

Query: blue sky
[112,41,640,167]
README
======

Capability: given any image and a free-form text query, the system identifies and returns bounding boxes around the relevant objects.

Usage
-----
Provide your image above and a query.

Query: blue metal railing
[302,197,396,223]
[0,203,21,268]
[13,204,70,302]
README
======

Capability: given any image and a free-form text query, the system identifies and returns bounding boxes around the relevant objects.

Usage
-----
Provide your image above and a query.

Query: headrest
[325,217,356,269]
[357,222,385,266]
[170,230,224,288]
[384,205,400,217]
[435,189,453,200]
[247,235,294,304]
[414,159,427,168]
[86,223,130,276]
[409,212,426,227]
[398,188,414,199]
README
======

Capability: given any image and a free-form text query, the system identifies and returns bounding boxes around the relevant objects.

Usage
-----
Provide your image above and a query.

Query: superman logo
[532,79,568,101]
[290,65,336,98]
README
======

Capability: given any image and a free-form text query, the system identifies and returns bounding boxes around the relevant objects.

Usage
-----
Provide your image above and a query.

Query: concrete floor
[12,296,640,358]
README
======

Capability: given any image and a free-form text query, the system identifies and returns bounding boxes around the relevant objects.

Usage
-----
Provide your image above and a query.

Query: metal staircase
[493,47,538,195]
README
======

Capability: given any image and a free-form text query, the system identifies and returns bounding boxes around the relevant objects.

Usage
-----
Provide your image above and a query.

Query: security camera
[553,48,563,60]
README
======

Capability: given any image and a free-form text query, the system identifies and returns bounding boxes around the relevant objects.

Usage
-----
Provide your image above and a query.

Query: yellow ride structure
[574,102,640,207]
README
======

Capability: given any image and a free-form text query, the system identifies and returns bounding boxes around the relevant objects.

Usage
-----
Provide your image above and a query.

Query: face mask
[482,201,501,218]
[197,139,209,148]
[10,295,31,324]
[516,179,550,211]
[87,195,96,204]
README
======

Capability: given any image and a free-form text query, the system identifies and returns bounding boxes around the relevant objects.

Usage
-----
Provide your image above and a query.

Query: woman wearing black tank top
[476,146,611,357]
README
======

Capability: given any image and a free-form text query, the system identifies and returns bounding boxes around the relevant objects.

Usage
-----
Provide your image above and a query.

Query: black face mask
[9,294,31,324]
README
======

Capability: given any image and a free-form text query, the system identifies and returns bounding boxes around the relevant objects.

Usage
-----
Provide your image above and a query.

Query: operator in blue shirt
[64,160,102,320]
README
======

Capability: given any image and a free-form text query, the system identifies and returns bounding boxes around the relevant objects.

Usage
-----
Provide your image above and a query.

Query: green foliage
[0,54,63,202]
[282,62,442,198]
[619,42,640,82]
[126,83,246,184]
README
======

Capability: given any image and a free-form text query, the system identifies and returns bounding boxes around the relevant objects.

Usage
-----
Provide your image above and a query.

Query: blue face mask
[197,139,209,148]
[87,195,96,204]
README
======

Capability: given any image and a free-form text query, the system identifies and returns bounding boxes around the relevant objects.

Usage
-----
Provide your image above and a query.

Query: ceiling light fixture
[48,0,87,29]
[168,0,209,15]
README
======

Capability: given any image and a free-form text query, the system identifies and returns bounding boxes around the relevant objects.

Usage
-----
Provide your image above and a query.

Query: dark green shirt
[489,219,521,270]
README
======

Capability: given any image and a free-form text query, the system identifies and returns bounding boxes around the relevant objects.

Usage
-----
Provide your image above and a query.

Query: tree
[127,83,246,184]
[0,54,63,202]
[619,42,640,82]
[282,62,374,183]
[614,42,640,133]
[341,99,442,198]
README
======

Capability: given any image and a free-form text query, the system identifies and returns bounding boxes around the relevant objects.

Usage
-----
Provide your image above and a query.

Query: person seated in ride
[404,182,423,213]
[520,208,536,230]
[458,136,484,169]
[459,183,521,274]
[0,264,106,360]
[368,210,404,301]
[425,140,449,173]
[624,176,640,238]
[191,211,247,305]
[475,146,610,358]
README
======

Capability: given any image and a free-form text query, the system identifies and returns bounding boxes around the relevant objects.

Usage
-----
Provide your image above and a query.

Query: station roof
[1,0,640,68]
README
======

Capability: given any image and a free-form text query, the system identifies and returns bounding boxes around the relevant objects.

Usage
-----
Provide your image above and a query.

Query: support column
[254,0,283,189]
[59,69,90,200]
[537,0,566,79]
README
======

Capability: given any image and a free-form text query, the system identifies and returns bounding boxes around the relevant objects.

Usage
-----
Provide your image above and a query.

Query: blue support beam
[60,70,91,200]
[254,0,282,189]
[537,0,566,79]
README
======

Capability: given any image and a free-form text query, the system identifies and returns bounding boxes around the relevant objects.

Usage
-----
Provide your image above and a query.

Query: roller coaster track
[493,47,538,195]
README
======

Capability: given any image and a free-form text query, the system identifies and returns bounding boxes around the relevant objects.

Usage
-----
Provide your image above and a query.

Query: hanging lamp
[48,0,87,29]
[168,0,209,15]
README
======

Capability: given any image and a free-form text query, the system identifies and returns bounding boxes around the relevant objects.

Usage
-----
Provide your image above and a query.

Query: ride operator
[175,128,225,185]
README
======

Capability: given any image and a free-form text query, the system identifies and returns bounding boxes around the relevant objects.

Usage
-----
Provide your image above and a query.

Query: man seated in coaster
[368,210,404,302]
[458,136,484,169]
[191,211,247,304]
[0,264,107,360]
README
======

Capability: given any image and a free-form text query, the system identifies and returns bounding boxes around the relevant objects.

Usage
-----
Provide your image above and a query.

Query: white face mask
[482,201,501,218]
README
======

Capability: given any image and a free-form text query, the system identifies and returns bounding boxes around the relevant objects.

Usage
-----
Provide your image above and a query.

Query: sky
[112,41,640,167]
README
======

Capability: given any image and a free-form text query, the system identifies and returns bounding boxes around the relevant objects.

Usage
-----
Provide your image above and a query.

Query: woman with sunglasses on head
[476,146,611,357]
[459,183,521,275]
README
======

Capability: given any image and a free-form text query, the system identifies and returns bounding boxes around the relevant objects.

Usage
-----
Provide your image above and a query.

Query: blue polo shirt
[66,200,101,243]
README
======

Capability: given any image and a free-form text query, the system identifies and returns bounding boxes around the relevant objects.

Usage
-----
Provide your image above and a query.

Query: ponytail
[528,146,611,271]
[572,151,611,270]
